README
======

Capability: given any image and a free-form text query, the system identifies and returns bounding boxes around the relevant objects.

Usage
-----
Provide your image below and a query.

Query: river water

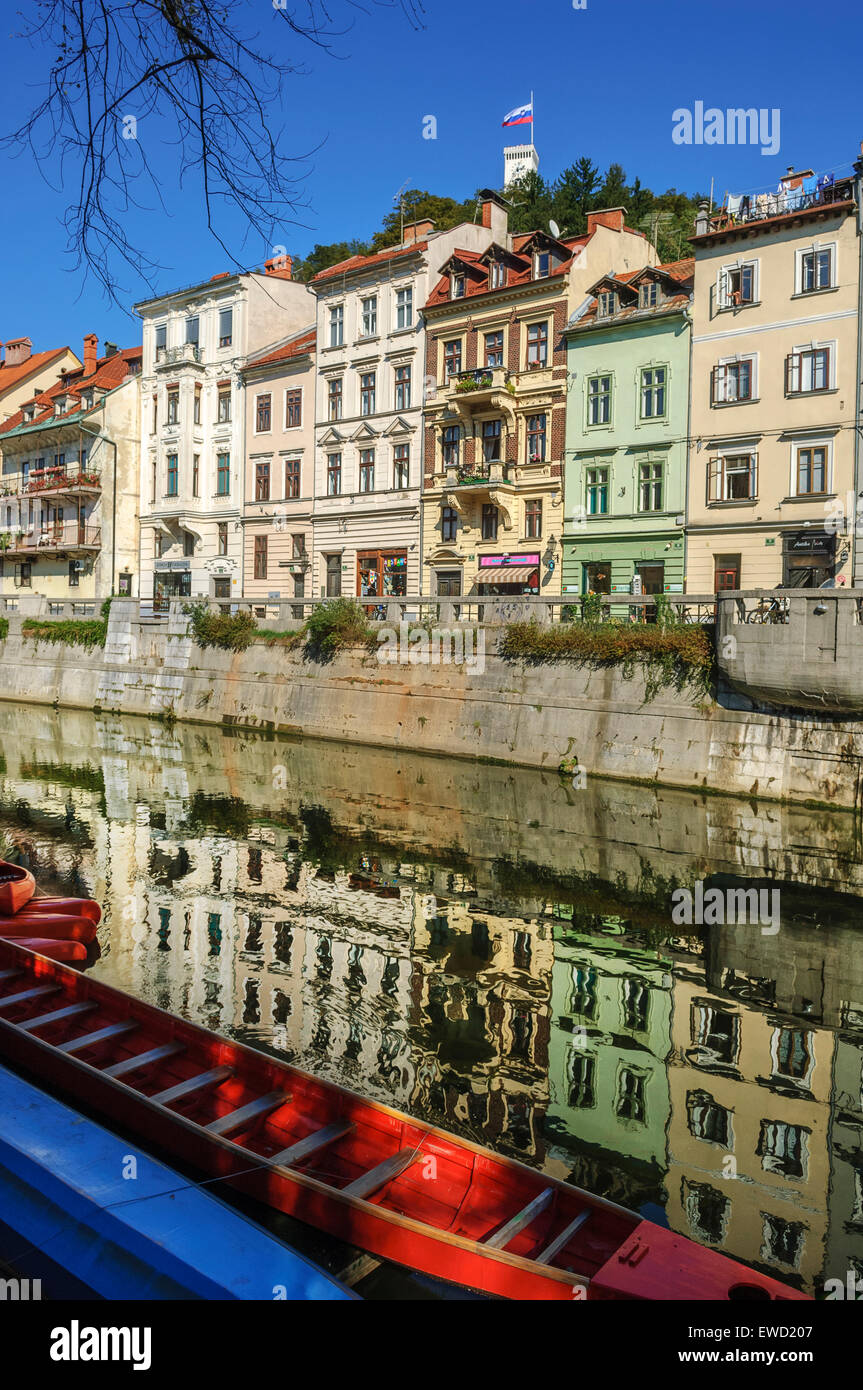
[1,703,861,1297]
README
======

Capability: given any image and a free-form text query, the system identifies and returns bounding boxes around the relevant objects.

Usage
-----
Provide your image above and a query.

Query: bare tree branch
[4,0,427,301]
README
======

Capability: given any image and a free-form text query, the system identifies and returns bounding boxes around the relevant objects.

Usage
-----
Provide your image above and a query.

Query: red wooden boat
[0,862,35,915]
[12,896,102,924]
[0,913,99,943]
[0,939,808,1302]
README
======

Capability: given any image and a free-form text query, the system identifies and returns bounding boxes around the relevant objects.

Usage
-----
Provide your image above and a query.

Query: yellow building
[687,162,863,591]
[422,204,655,598]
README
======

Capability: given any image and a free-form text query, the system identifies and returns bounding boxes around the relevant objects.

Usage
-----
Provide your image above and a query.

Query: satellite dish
[549,219,561,239]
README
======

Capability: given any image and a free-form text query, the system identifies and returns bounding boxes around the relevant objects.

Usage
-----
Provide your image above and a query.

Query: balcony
[444,458,510,490]
[1,523,102,555]
[155,344,204,370]
[24,464,102,497]
[709,176,855,232]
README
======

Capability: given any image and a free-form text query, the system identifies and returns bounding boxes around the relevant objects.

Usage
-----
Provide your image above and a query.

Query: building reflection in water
[0,707,862,1296]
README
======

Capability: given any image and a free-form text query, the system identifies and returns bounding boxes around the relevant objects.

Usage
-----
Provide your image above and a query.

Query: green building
[561,259,693,597]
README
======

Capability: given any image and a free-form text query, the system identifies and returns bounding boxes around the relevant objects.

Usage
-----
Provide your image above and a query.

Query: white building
[135,260,312,608]
[308,202,503,600]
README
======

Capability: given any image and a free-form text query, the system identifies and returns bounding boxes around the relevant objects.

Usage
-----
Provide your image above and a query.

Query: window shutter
[707,456,722,502]
[750,454,758,496]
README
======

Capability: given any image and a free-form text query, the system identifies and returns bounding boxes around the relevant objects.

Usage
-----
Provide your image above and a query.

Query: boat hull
[14,938,88,963]
[0,914,98,943]
[0,863,35,915]
[0,941,808,1302]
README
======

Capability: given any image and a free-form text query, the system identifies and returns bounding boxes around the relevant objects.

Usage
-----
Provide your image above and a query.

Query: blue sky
[2,0,862,352]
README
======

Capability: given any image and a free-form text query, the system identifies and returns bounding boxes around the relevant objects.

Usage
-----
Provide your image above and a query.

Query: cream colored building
[0,336,141,601]
[135,258,311,610]
[241,327,316,607]
[687,163,863,591]
[0,338,82,423]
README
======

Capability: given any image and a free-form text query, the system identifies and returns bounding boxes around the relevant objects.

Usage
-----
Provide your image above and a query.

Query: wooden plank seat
[0,970,23,984]
[103,1042,185,1080]
[344,1147,422,1200]
[205,1091,290,1137]
[18,1001,97,1033]
[0,984,60,1009]
[537,1209,592,1265]
[57,1020,139,1054]
[483,1188,555,1251]
[269,1121,355,1168]
[152,1066,234,1107]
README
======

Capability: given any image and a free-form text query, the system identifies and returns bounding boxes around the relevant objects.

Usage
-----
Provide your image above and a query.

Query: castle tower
[504,143,539,188]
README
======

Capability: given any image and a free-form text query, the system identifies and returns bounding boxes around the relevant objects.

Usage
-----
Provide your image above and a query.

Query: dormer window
[22,407,34,423]
[490,261,507,290]
[534,251,551,279]
[451,273,466,299]
[639,281,658,309]
[82,390,94,409]
[597,292,617,317]
[54,398,67,416]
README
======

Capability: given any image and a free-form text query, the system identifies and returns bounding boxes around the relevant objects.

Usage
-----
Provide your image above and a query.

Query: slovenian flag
[502,102,533,128]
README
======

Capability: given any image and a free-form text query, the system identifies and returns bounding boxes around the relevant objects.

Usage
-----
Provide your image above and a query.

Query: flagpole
[531,89,535,150]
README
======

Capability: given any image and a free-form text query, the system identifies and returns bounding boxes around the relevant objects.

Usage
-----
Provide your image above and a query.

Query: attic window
[597,292,617,317]
[82,390,94,409]
[639,281,658,309]
[534,251,551,279]
[490,261,507,290]
[451,273,466,299]
[54,398,67,415]
[23,408,34,422]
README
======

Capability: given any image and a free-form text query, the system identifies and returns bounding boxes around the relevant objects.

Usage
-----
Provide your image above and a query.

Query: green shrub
[184,599,258,652]
[22,617,107,649]
[500,618,714,697]
[0,617,8,642]
[303,598,372,655]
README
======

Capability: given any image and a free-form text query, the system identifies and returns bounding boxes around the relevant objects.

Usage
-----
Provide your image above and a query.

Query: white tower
[504,143,539,189]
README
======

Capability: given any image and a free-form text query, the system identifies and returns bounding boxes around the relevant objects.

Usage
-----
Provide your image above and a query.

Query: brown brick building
[421,194,655,596]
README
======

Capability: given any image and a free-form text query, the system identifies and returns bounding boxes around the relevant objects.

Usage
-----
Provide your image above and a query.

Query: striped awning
[476,565,538,585]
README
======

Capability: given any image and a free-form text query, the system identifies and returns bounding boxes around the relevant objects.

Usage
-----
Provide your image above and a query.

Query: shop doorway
[358,550,407,616]
[782,532,836,588]
[153,570,191,614]
[635,562,665,623]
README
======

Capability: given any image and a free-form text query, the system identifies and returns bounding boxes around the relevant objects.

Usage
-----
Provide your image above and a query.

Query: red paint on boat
[14,937,88,964]
[0,914,98,943]
[0,940,809,1302]
[0,862,36,915]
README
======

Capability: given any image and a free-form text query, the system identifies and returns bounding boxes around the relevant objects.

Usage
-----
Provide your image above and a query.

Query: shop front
[153,559,191,612]
[474,552,540,596]
[357,550,407,609]
[782,530,837,588]
[562,534,684,597]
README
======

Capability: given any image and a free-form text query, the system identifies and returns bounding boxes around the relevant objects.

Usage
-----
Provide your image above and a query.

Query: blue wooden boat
[0,1064,353,1301]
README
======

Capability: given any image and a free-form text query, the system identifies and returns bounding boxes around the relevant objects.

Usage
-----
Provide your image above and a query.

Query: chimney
[83,333,98,375]
[5,337,32,368]
[586,208,626,235]
[477,189,509,245]
[695,200,711,236]
[264,254,293,280]
[104,341,118,358]
[402,219,434,247]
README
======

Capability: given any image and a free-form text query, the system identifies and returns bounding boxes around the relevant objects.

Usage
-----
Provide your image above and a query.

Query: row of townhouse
[2,149,862,606]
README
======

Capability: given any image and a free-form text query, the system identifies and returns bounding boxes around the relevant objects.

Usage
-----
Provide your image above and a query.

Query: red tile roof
[571,258,694,330]
[311,241,429,284]
[424,233,589,310]
[0,347,76,399]
[0,346,142,437]
[245,329,316,370]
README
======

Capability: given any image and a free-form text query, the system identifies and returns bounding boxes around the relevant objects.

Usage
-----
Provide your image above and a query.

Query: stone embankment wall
[0,600,861,810]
